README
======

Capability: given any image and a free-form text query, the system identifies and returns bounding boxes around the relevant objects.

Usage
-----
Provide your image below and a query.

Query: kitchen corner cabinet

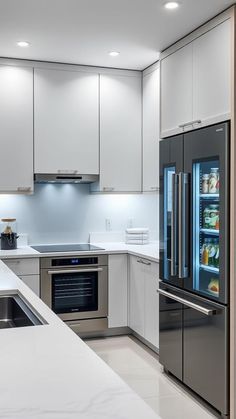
[108,254,128,328]
[0,65,33,193]
[160,18,231,138]
[91,73,142,192]
[2,258,40,296]
[143,66,160,192]
[34,68,99,175]
[129,255,159,348]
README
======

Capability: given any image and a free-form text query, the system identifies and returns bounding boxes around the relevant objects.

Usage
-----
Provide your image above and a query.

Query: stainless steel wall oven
[40,255,108,333]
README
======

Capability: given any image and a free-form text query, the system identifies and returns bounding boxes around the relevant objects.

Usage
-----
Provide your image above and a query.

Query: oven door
[41,266,108,321]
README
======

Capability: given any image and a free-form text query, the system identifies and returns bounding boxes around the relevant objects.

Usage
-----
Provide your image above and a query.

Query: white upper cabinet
[160,18,231,138]
[143,66,160,192]
[0,65,33,193]
[34,68,99,174]
[161,43,193,138]
[93,73,142,192]
[193,19,231,125]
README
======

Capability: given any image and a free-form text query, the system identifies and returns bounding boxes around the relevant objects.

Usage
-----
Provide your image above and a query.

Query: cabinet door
[3,258,39,276]
[0,65,33,193]
[129,256,145,336]
[193,20,231,127]
[34,68,99,174]
[19,275,40,296]
[143,67,160,192]
[108,254,128,328]
[144,262,159,348]
[160,43,193,138]
[99,74,142,192]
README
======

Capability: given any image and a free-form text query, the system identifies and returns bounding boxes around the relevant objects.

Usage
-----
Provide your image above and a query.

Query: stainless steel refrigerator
[159,122,229,417]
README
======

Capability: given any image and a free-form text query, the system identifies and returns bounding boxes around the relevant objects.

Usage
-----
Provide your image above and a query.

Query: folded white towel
[126,228,149,234]
[126,239,149,245]
[126,234,149,240]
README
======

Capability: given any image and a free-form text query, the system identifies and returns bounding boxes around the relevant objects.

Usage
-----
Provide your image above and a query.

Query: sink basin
[0,294,45,329]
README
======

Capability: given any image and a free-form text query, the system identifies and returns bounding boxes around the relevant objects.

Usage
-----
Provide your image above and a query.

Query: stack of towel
[125,228,149,245]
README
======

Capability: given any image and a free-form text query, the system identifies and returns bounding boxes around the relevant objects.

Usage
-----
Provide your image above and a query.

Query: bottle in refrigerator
[201,238,209,266]
[202,174,209,194]
[213,239,219,269]
[203,207,211,229]
[208,205,219,230]
[208,239,217,266]
[209,168,219,194]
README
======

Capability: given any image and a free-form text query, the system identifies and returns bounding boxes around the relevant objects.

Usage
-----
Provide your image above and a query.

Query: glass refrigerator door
[193,160,220,300]
[163,166,176,281]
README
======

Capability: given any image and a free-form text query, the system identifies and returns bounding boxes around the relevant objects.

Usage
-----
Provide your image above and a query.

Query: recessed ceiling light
[17,41,30,47]
[109,51,120,57]
[164,2,179,9]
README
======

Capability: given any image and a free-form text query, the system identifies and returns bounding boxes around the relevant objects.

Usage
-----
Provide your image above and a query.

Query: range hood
[34,174,99,184]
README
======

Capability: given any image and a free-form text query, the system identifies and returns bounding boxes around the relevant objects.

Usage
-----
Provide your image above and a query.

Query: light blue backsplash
[0,184,159,244]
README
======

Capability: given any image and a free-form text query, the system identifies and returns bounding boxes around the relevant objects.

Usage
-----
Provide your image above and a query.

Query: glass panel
[164,166,176,280]
[193,160,220,299]
[52,272,98,314]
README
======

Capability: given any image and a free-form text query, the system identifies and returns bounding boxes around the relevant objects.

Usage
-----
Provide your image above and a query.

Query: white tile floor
[85,336,217,419]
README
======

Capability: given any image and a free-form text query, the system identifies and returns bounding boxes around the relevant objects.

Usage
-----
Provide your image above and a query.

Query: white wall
[0,184,159,244]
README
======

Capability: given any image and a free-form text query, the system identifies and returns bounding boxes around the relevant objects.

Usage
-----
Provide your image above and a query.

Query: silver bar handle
[157,289,217,316]
[171,174,178,276]
[47,268,103,275]
[137,259,151,266]
[179,173,189,279]
[57,170,78,174]
[178,120,201,128]
[103,187,115,192]
[17,187,31,192]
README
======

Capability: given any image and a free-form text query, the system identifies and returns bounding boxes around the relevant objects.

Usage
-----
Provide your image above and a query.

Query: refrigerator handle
[157,289,217,316]
[179,172,189,279]
[171,174,178,276]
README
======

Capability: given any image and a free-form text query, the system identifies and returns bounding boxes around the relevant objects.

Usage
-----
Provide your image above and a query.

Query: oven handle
[47,268,103,275]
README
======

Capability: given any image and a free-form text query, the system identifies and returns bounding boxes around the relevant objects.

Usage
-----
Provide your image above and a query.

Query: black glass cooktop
[30,244,104,253]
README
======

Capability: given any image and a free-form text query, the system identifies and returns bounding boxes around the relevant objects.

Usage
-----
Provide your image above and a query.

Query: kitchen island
[0,260,159,419]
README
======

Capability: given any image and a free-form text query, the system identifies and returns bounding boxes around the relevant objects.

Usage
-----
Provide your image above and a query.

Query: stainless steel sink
[0,294,45,329]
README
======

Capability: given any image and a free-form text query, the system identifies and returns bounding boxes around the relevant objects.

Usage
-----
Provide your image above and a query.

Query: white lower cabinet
[144,262,159,348]
[129,255,159,349]
[108,255,128,328]
[18,275,40,296]
[129,256,145,336]
[2,258,40,296]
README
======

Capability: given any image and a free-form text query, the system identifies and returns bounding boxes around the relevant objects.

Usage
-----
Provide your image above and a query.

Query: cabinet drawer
[3,258,39,276]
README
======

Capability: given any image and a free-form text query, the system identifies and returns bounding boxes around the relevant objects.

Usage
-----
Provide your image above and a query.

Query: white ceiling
[0,0,235,70]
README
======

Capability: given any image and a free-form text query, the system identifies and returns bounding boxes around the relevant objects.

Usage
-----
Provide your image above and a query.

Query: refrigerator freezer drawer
[159,293,183,381]
[159,283,229,416]
[184,303,229,416]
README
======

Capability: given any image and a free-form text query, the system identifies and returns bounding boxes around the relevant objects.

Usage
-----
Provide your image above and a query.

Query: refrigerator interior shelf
[200,264,219,273]
[201,228,219,235]
[200,194,219,199]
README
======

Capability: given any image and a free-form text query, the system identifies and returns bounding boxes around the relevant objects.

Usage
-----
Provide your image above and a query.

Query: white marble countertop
[0,260,159,419]
[0,242,159,262]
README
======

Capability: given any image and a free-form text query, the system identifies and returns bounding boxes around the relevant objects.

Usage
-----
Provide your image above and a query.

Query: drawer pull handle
[17,187,31,192]
[178,120,201,129]
[57,170,78,174]
[157,289,217,316]
[103,187,115,192]
[137,259,151,266]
